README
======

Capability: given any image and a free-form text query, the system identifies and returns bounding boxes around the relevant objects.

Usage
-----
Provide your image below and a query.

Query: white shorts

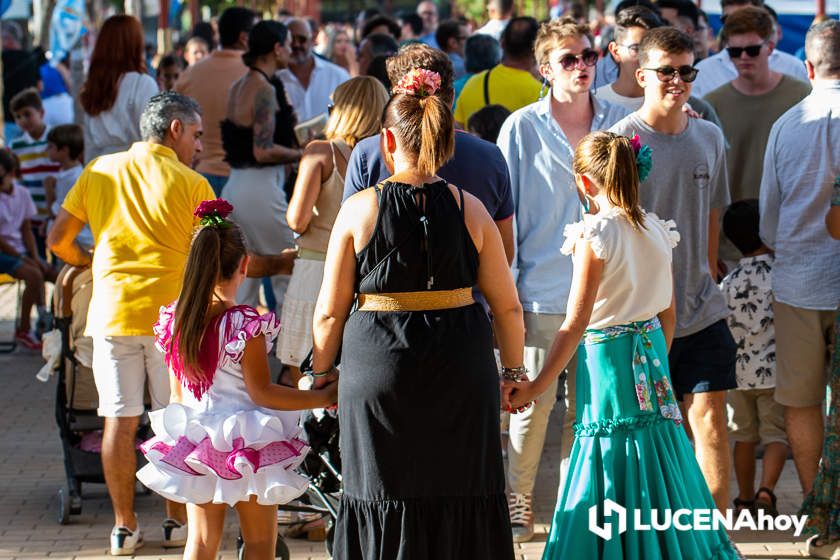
[91,336,170,417]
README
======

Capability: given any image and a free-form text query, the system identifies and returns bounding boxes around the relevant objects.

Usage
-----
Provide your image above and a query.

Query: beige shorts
[773,301,834,407]
[91,336,169,417]
[727,388,788,445]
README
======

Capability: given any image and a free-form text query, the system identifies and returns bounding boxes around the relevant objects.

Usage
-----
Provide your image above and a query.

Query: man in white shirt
[278,18,350,123]
[475,0,514,40]
[692,0,807,97]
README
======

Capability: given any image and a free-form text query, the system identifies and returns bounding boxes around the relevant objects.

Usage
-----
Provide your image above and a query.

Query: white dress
[136,304,309,506]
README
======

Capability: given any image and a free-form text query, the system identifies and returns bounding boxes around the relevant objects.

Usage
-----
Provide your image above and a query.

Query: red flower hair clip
[194,199,234,228]
[392,68,442,98]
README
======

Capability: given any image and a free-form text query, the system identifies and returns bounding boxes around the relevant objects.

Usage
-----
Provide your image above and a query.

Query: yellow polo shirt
[453,64,543,125]
[62,142,215,337]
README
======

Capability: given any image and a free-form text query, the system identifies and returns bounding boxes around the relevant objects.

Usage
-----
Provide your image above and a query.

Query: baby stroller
[52,265,149,524]
[235,407,342,560]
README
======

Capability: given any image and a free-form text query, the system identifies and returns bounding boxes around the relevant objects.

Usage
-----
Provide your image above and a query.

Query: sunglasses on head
[643,65,699,83]
[726,43,765,58]
[558,49,599,71]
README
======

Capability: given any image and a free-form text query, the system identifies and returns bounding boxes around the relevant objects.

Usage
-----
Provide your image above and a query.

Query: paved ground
[0,283,820,559]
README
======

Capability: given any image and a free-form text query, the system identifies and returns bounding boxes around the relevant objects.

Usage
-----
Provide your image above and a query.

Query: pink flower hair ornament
[392,68,442,98]
[194,198,234,229]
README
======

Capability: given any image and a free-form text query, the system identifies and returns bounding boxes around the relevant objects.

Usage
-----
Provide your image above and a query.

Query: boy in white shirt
[44,125,93,250]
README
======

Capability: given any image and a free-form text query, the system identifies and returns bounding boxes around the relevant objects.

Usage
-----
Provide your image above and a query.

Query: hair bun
[392,68,442,98]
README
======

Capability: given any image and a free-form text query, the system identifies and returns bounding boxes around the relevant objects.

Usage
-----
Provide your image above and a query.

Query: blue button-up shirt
[497,94,630,313]
[759,80,840,310]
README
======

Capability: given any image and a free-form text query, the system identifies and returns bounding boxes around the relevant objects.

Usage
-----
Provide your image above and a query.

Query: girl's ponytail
[603,135,645,229]
[573,131,647,230]
[172,227,223,389]
[171,200,248,392]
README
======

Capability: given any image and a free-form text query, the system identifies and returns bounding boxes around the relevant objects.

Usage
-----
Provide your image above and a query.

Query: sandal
[753,486,779,517]
[733,496,755,514]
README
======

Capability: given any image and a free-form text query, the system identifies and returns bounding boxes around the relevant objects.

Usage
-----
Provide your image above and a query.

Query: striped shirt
[10,127,60,222]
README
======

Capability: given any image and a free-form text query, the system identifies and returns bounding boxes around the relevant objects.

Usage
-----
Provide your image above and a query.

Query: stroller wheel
[235,533,290,560]
[57,486,71,525]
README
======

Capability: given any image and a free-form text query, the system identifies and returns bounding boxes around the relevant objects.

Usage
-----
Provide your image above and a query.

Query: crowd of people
[1,0,839,558]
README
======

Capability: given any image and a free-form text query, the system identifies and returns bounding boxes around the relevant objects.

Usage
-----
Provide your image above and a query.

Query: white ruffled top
[561,206,680,330]
[136,304,309,506]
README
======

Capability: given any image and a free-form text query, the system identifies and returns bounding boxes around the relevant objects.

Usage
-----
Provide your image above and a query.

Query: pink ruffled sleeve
[221,306,281,366]
[153,302,177,354]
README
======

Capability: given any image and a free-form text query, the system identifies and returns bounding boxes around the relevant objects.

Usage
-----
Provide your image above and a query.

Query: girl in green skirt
[504,131,739,560]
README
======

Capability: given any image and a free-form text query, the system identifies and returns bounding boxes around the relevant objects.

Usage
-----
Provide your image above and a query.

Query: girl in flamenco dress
[137,199,337,559]
[505,132,739,560]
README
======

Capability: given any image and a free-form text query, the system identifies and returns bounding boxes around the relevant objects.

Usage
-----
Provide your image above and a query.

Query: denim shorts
[0,253,22,275]
[668,319,738,399]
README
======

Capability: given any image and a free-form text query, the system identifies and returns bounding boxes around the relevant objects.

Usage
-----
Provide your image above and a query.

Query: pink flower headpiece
[194,198,234,229]
[393,68,442,98]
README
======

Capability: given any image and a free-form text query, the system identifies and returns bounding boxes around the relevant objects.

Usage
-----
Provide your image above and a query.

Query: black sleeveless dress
[332,180,514,560]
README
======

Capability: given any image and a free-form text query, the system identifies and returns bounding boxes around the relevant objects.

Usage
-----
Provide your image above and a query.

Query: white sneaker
[110,524,143,556]
[807,535,840,559]
[508,493,534,543]
[162,518,187,548]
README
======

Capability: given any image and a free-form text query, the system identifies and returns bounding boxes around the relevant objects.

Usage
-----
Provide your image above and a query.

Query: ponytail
[382,92,455,176]
[171,222,247,390]
[603,136,645,229]
[417,95,455,176]
[573,131,646,230]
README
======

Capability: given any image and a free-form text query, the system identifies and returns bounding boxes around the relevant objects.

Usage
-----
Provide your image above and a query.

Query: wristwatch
[297,365,336,390]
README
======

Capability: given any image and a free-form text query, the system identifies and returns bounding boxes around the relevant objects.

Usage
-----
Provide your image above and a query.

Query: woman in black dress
[308,69,525,559]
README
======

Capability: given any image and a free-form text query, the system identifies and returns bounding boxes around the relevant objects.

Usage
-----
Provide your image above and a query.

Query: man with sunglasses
[277,18,350,123]
[704,7,809,266]
[496,18,629,543]
[691,0,807,97]
[610,27,735,513]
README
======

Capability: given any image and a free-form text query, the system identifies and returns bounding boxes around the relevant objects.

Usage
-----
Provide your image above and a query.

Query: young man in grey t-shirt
[610,27,736,512]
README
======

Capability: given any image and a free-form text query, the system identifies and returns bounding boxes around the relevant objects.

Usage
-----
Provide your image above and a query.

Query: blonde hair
[382,92,454,176]
[534,17,592,66]
[324,76,390,148]
[573,131,645,229]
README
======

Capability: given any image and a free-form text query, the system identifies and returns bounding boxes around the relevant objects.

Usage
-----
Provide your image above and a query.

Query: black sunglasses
[558,49,599,71]
[726,43,765,58]
[643,65,699,83]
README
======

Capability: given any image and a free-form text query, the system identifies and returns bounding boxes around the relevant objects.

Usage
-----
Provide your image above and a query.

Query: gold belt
[296,248,327,261]
[357,288,474,312]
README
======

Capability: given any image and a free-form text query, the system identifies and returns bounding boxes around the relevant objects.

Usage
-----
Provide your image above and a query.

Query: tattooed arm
[252,85,303,164]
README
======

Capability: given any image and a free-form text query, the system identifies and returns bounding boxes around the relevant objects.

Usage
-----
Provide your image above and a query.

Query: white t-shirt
[50,165,93,248]
[561,206,680,329]
[594,84,643,111]
[83,72,159,162]
[277,57,350,123]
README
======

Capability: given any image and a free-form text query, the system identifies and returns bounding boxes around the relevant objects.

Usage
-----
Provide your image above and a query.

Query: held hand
[502,379,539,413]
[317,379,339,407]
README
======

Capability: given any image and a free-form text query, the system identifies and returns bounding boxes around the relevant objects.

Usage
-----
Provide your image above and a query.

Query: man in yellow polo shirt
[48,92,214,556]
[454,16,543,127]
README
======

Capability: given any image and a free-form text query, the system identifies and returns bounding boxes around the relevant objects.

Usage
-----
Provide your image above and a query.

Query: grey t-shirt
[610,112,731,337]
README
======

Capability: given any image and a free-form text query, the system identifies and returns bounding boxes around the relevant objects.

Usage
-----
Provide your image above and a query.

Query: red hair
[80,15,147,116]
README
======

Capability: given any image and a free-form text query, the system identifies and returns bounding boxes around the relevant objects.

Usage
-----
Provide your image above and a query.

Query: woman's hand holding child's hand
[502,379,538,413]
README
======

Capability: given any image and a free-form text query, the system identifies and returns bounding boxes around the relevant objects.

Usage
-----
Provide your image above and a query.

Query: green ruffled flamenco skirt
[542,319,738,560]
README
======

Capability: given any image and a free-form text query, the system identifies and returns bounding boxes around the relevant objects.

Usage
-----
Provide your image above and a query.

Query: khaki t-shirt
[704,75,811,203]
[175,50,249,177]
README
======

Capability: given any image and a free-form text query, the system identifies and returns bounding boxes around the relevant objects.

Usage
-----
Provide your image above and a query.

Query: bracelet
[500,366,527,382]
[303,365,335,377]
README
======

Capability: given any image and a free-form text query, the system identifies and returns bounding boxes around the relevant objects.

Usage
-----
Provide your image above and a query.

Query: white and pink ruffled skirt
[137,403,310,506]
